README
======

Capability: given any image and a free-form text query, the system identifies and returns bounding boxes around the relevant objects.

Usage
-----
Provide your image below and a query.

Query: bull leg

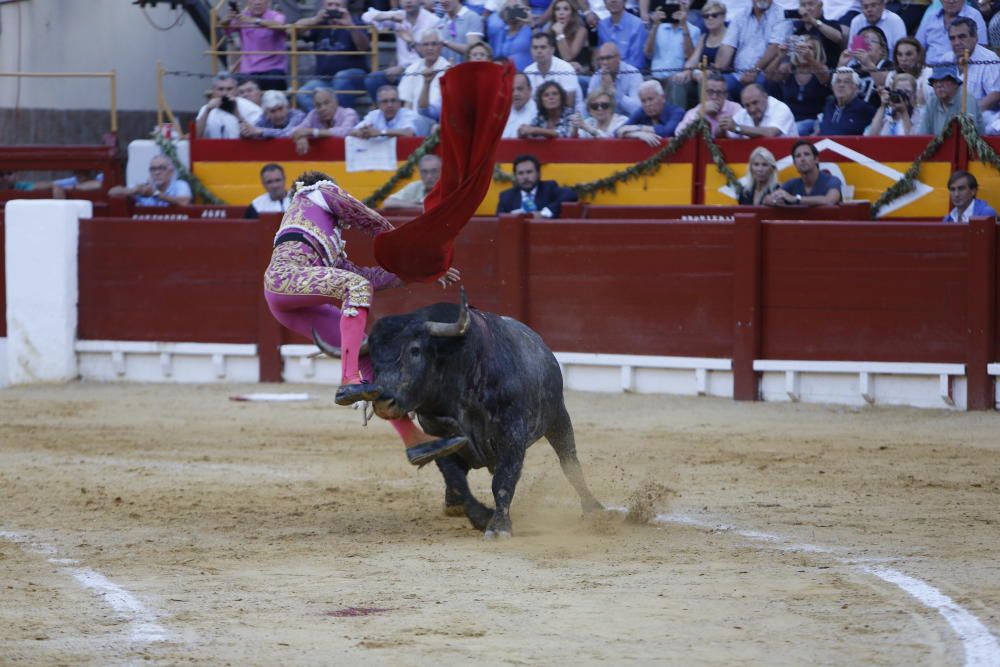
[434,455,494,531]
[545,407,604,514]
[484,449,526,539]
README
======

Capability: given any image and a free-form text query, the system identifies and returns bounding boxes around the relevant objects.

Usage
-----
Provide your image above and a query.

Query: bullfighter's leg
[435,455,494,531]
[545,406,604,514]
[485,447,525,539]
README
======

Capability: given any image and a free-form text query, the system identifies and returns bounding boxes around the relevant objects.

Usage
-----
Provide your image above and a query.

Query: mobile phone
[653,1,681,21]
[849,35,868,51]
[783,9,799,19]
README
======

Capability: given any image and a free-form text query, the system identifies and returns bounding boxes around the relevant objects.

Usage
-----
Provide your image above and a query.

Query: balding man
[503,73,538,139]
[587,43,643,115]
[720,83,797,138]
[617,80,684,145]
[108,155,192,207]
[383,154,442,209]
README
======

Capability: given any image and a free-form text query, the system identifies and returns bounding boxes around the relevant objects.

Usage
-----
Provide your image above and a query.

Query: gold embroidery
[264,242,373,309]
[275,197,346,265]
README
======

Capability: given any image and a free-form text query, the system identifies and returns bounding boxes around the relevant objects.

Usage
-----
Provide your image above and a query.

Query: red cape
[373,60,515,283]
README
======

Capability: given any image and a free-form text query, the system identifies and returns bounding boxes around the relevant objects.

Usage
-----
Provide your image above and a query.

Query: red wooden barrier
[577,203,872,220]
[0,145,123,189]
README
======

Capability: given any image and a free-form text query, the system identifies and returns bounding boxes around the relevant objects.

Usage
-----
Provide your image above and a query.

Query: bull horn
[311,329,370,358]
[425,287,470,337]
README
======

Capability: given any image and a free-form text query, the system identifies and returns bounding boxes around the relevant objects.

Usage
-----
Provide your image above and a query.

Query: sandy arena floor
[1,383,998,666]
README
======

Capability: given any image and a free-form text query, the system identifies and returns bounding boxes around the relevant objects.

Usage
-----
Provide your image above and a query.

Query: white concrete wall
[0,0,210,112]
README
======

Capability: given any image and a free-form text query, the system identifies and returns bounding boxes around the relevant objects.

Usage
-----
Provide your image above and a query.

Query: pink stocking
[339,307,369,385]
[390,416,430,448]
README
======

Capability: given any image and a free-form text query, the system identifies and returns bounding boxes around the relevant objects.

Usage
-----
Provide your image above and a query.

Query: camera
[324,8,344,20]
[783,9,800,19]
[888,89,910,105]
[219,95,237,114]
[502,5,529,22]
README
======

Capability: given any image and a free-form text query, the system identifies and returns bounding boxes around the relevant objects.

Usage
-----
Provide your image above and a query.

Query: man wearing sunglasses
[108,156,192,207]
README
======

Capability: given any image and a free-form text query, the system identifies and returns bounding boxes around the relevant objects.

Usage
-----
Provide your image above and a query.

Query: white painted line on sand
[653,513,1000,667]
[0,530,169,645]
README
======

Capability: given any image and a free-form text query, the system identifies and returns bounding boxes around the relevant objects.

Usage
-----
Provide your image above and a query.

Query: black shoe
[334,382,382,406]
[406,436,469,468]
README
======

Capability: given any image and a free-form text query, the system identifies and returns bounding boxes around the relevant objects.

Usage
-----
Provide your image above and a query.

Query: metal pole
[961,48,970,115]
[110,70,118,134]
[698,56,707,119]
[156,61,165,127]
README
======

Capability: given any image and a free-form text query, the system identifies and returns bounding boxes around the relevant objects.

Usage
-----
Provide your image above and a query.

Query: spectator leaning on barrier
[763,34,831,136]
[383,154,442,209]
[598,0,648,70]
[766,140,844,207]
[244,90,306,138]
[245,163,291,218]
[587,43,643,115]
[919,64,984,135]
[503,72,539,138]
[518,81,576,138]
[362,0,439,103]
[524,31,584,113]
[437,0,485,62]
[618,80,684,145]
[847,0,906,55]
[713,0,792,101]
[295,0,371,111]
[644,0,701,108]
[108,156,192,207]
[944,170,998,222]
[817,67,876,135]
[945,18,1000,127]
[674,72,743,138]
[222,0,289,91]
[571,88,629,138]
[350,85,422,138]
[915,0,988,66]
[496,154,578,218]
[721,82,798,138]
[865,72,922,135]
[290,88,360,155]
[196,71,263,139]
[737,146,780,205]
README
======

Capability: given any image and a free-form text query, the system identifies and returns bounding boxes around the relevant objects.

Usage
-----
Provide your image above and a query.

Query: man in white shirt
[196,71,263,139]
[847,0,906,54]
[350,85,422,137]
[362,0,439,101]
[503,73,538,139]
[945,17,1000,128]
[383,154,442,209]
[245,163,291,218]
[720,83,798,138]
[398,29,451,117]
[523,31,584,113]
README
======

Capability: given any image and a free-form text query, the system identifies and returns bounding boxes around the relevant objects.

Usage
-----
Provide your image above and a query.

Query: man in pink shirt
[290,88,359,155]
[674,72,742,137]
[223,0,289,91]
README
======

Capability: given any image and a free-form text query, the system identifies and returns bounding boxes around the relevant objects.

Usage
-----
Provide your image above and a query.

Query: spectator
[0,170,49,191]
[243,90,306,138]
[714,0,792,100]
[587,43,643,115]
[737,146,780,205]
[383,154,443,208]
[496,154,577,218]
[524,31,584,112]
[839,25,890,106]
[675,72,743,137]
[944,170,997,222]
[437,0,485,62]
[991,11,1000,50]
[350,85,423,138]
[108,156,192,207]
[817,67,876,135]
[597,0,648,70]
[548,0,590,74]
[245,163,290,218]
[618,80,684,145]
[865,72,923,135]
[945,18,1000,127]
[399,29,451,124]
[503,73,538,138]
[489,3,535,71]
[467,41,495,61]
[290,88,360,154]
[847,0,906,55]
[886,37,932,107]
[765,141,843,207]
[763,34,831,136]
[295,0,370,110]
[793,0,846,68]
[672,1,728,95]
[362,0,439,103]
[721,82,798,138]
[518,81,575,138]
[237,79,263,107]
[571,89,629,137]
[644,1,700,108]
[222,0,289,91]
[919,64,984,135]
[196,71,263,139]
[915,0,988,65]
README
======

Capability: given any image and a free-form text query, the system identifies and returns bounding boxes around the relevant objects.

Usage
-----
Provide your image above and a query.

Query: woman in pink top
[223,0,289,91]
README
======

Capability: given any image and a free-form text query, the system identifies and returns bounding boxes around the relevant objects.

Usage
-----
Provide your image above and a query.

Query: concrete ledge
[76,340,258,383]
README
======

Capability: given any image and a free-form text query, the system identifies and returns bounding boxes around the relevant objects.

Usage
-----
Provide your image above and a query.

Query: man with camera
[196,71,263,139]
[793,0,845,66]
[222,0,289,92]
[643,0,700,108]
[295,0,371,111]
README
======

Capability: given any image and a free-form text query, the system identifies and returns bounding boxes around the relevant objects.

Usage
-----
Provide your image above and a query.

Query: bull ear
[425,287,470,337]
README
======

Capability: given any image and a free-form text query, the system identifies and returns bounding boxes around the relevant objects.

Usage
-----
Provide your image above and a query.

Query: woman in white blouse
[570,89,628,138]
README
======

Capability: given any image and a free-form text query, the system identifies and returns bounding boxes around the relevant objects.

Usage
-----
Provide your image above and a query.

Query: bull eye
[408,344,421,358]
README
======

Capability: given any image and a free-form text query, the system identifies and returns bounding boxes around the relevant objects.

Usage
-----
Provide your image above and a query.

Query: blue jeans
[297,69,367,110]
[796,119,818,136]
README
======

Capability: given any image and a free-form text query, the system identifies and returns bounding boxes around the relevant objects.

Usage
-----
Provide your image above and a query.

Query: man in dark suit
[496,154,577,219]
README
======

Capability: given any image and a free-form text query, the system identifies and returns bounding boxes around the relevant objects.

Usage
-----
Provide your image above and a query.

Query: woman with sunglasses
[571,89,629,137]
[518,81,575,138]
[672,1,727,92]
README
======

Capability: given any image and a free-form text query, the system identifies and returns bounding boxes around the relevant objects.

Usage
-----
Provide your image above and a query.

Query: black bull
[365,291,604,538]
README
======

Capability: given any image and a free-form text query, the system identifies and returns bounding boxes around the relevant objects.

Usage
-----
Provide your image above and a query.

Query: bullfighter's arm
[317,183,395,237]
[338,257,404,291]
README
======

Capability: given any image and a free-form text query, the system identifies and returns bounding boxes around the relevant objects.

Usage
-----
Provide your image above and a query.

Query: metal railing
[0,70,118,134]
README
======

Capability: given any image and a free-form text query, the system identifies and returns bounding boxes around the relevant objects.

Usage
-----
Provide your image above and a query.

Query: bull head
[424,287,470,337]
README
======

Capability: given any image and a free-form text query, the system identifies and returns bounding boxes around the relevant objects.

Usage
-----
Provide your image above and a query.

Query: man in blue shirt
[617,80,685,144]
[295,0,371,110]
[766,140,844,206]
[108,156,192,207]
[818,67,876,135]
[944,171,998,223]
[597,0,648,69]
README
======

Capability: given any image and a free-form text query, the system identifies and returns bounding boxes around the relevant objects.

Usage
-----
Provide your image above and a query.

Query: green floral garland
[958,113,1000,173]
[870,117,958,217]
[699,121,744,200]
[362,126,441,208]
[152,127,223,204]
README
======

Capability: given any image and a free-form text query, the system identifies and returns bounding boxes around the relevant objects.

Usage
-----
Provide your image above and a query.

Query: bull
[344,289,603,538]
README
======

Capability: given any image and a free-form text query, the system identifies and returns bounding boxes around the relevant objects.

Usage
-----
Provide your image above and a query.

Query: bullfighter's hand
[437,267,462,288]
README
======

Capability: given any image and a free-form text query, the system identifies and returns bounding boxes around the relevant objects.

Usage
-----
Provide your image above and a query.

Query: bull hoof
[406,436,469,468]
[484,529,512,540]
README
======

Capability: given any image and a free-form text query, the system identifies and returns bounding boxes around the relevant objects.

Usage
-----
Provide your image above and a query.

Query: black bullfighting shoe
[406,436,469,468]
[334,381,383,406]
